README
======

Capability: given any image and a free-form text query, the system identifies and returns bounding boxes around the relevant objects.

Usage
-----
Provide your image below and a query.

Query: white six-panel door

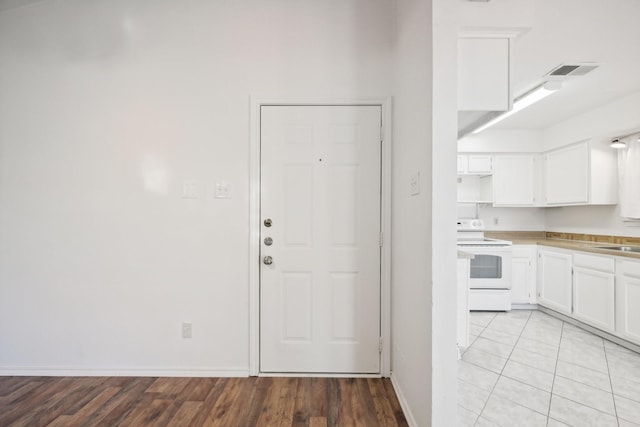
[260,105,381,373]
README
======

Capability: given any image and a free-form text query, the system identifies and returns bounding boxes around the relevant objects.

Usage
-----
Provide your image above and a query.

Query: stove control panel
[457,219,485,231]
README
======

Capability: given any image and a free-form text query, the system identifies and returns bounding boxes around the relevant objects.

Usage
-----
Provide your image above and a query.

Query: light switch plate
[410,172,420,196]
[181,180,200,199]
[215,182,232,199]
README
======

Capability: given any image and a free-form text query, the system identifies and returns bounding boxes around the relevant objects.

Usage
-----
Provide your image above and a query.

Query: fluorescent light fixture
[471,82,562,134]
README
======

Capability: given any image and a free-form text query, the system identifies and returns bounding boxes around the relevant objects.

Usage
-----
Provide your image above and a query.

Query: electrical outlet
[493,217,500,225]
[182,322,192,339]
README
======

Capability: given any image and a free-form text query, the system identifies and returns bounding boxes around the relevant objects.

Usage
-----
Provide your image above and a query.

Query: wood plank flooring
[0,376,409,426]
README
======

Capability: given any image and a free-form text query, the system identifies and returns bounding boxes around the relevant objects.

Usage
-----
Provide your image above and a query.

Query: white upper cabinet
[457,154,492,175]
[458,38,510,111]
[543,143,588,205]
[542,141,617,206]
[493,155,537,206]
[467,155,493,174]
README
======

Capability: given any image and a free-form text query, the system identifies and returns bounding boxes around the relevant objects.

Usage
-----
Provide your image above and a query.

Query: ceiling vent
[546,63,599,78]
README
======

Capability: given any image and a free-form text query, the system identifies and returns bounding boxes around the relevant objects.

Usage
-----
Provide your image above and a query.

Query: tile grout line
[463,310,640,427]
[465,313,497,356]
[463,312,497,426]
[547,319,566,425]
[471,312,504,427]
[473,310,534,426]
[490,311,560,417]
[602,341,621,426]
[549,321,623,425]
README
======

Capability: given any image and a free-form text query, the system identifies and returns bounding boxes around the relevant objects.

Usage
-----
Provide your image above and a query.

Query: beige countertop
[485,231,640,260]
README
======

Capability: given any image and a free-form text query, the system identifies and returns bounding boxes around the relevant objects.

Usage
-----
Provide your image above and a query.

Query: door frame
[249,97,392,376]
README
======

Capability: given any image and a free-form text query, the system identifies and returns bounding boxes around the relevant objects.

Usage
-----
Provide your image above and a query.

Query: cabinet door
[544,143,589,205]
[511,246,536,305]
[493,155,535,206]
[467,155,492,174]
[538,250,572,315]
[511,257,530,304]
[573,267,615,332]
[616,261,640,343]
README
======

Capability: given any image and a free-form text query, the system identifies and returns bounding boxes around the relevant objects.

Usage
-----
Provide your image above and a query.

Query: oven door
[465,246,512,289]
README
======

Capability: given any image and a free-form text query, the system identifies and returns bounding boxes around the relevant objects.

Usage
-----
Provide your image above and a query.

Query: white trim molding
[248,96,393,377]
[390,373,418,427]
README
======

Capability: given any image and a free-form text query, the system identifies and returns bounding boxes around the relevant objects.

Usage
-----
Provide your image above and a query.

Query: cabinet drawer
[573,253,614,273]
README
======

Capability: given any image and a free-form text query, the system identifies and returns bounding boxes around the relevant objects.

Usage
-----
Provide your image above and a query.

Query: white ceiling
[489,0,640,131]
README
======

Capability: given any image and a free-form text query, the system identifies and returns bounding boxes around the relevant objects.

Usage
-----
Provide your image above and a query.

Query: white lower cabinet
[511,245,537,305]
[532,245,640,347]
[616,259,640,343]
[572,253,615,332]
[537,248,573,316]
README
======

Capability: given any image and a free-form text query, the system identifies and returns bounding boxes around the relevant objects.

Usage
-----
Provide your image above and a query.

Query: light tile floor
[458,309,640,427]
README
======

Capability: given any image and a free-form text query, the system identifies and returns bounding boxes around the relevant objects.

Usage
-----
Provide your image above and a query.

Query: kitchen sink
[595,245,640,253]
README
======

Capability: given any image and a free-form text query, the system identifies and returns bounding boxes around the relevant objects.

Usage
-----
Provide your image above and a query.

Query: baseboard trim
[511,303,538,310]
[390,372,418,427]
[0,367,250,377]
[259,372,382,378]
[537,306,640,354]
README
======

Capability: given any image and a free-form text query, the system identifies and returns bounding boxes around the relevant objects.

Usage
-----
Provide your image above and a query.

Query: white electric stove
[457,219,513,311]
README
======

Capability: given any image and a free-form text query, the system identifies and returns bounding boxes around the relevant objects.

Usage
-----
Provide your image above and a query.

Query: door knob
[264,237,273,246]
[263,256,273,265]
[264,218,272,227]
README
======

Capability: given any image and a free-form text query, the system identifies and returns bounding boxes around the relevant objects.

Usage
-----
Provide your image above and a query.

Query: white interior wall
[477,206,546,231]
[457,0,534,31]
[0,0,394,374]
[431,0,458,424]
[545,206,640,238]
[390,0,434,425]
